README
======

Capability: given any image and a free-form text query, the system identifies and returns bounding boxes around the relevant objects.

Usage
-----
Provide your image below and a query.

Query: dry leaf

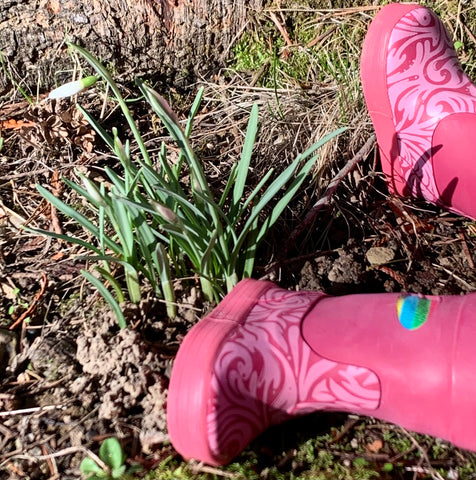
[0,281,17,301]
[0,201,26,230]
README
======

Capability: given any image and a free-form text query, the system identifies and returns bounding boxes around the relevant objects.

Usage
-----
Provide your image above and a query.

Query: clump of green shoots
[33,44,345,327]
[80,437,141,480]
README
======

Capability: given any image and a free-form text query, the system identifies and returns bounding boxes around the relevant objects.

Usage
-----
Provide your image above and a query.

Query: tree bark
[0,0,264,96]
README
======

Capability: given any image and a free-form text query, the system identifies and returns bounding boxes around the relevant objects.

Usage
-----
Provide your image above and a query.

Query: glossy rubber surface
[361,3,476,217]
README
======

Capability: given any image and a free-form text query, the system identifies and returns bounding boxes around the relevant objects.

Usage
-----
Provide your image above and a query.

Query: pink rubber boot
[167,279,476,465]
[361,3,476,219]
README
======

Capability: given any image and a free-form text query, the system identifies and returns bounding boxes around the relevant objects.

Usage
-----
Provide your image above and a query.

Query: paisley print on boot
[205,283,380,464]
[167,279,380,466]
[168,279,476,465]
[361,4,476,217]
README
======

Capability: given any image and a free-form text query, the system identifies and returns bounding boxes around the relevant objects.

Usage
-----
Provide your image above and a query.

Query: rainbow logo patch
[396,295,433,330]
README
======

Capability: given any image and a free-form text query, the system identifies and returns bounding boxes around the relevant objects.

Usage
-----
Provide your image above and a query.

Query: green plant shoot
[32,45,346,326]
[80,437,141,480]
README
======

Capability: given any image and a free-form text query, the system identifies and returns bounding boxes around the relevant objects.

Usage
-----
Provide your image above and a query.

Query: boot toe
[166,279,275,465]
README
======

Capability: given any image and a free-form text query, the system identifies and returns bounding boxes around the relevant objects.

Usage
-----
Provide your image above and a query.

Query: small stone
[365,247,395,266]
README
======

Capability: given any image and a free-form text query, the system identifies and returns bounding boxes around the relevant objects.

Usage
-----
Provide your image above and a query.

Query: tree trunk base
[0,0,264,95]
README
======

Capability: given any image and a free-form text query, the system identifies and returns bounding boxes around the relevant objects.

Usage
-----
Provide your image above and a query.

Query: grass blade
[25,227,102,254]
[232,104,259,208]
[36,184,120,254]
[184,87,204,138]
[136,80,210,193]
[256,155,317,245]
[81,269,127,328]
[77,105,114,150]
[70,43,152,166]
[94,266,125,303]
[156,243,177,318]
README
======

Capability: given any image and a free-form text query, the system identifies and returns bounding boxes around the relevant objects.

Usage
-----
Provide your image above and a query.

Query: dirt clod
[75,327,168,434]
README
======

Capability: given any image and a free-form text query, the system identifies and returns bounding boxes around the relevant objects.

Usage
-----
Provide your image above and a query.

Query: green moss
[233,31,275,73]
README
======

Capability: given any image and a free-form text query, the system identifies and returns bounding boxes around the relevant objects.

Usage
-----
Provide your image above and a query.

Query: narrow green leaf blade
[77,105,114,150]
[184,87,204,138]
[256,155,317,244]
[81,270,126,328]
[232,104,259,207]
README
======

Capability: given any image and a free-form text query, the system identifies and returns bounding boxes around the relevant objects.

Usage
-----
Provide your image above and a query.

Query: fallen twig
[433,263,475,291]
[0,446,105,472]
[41,444,59,479]
[283,134,376,258]
[9,271,48,330]
[269,11,293,47]
[376,265,408,290]
[50,170,63,236]
[399,429,445,480]
[0,404,65,417]
[191,462,239,479]
[459,228,474,269]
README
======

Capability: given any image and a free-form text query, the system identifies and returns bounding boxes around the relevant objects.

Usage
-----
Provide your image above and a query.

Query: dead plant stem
[283,134,376,259]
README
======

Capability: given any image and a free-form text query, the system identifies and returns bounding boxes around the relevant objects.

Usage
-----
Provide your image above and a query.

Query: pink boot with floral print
[361,3,476,219]
[167,279,476,465]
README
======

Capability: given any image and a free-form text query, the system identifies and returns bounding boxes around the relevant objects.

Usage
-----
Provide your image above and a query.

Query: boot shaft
[305,291,476,450]
[168,279,476,465]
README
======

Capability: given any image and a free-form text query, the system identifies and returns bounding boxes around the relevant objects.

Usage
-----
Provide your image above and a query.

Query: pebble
[365,246,395,266]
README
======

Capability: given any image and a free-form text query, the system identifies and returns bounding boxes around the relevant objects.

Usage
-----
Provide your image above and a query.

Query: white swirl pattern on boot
[206,286,380,459]
[387,8,476,201]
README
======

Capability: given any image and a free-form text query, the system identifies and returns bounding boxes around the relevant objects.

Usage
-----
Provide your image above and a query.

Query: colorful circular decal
[396,295,433,330]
